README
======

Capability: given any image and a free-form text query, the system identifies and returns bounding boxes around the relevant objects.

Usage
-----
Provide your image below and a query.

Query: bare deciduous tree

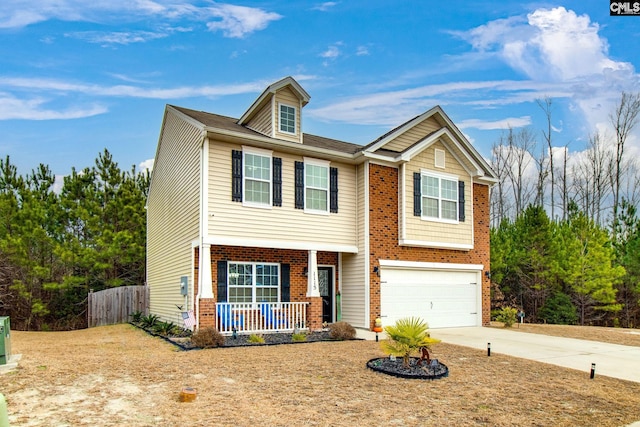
[490,139,513,226]
[572,132,612,227]
[505,127,536,215]
[537,97,555,218]
[609,91,640,237]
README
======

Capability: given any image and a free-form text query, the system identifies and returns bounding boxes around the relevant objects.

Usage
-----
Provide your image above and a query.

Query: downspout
[364,161,371,328]
[195,130,211,329]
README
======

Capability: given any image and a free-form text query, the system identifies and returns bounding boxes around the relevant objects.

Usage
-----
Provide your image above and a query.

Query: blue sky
[1,1,639,183]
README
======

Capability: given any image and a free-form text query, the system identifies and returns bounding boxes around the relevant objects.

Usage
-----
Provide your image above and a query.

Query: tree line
[0,149,149,330]
[490,92,640,327]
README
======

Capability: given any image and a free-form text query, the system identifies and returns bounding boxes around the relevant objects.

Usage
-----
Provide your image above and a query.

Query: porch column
[199,243,213,299]
[306,250,320,297]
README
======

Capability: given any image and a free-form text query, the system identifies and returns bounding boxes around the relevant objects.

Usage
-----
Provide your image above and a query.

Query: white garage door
[380,268,479,329]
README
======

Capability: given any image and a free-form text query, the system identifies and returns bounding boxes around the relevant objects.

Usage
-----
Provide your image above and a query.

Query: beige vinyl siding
[207,141,357,248]
[245,102,273,137]
[404,141,473,246]
[340,163,368,328]
[384,117,441,152]
[147,110,201,324]
[274,87,302,143]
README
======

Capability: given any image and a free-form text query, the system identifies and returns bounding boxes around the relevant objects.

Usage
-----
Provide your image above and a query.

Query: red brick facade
[193,246,338,331]
[367,163,491,328]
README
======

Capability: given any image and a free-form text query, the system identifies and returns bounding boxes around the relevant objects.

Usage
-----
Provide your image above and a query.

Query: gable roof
[237,76,311,126]
[362,105,497,181]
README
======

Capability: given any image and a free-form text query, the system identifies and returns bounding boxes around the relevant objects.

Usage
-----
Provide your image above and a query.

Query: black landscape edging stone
[366,357,449,380]
[130,322,351,351]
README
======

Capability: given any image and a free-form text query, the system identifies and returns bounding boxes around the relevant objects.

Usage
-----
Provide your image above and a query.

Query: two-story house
[146,76,496,334]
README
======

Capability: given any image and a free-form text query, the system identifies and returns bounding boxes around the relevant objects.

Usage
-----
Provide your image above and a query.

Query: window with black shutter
[280,264,290,302]
[413,172,421,216]
[458,180,465,222]
[414,171,464,222]
[330,167,338,213]
[217,260,228,302]
[273,157,282,207]
[231,151,242,202]
[294,161,304,209]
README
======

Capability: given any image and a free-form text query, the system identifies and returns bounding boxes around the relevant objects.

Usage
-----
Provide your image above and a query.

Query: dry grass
[2,324,640,427]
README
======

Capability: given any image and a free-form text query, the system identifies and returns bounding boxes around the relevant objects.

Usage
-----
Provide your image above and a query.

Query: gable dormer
[237,76,310,144]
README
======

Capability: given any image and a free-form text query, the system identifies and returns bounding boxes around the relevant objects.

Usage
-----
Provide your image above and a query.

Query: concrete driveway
[430,327,640,383]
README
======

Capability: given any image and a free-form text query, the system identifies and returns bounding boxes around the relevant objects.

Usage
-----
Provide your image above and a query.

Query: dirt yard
[2,324,640,427]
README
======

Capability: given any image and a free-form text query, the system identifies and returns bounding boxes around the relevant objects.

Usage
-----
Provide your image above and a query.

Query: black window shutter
[216,260,228,302]
[294,161,304,209]
[413,172,421,216]
[330,167,338,213]
[280,264,290,302]
[231,150,242,202]
[273,157,282,207]
[458,180,465,222]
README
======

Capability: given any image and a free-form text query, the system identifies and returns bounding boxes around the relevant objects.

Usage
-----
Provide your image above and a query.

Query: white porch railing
[215,302,309,335]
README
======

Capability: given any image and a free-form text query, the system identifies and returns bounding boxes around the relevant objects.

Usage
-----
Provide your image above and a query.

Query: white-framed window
[243,147,272,206]
[228,262,280,303]
[279,103,296,134]
[304,158,329,213]
[422,171,458,222]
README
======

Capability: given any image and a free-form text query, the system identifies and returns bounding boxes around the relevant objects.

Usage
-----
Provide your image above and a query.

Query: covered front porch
[215,302,310,335]
[195,246,335,333]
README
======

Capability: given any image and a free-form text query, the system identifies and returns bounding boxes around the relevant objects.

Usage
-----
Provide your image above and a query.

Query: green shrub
[191,327,225,348]
[496,307,518,327]
[539,292,578,325]
[140,314,159,328]
[382,317,440,367]
[153,321,177,336]
[328,321,356,340]
[292,332,307,342]
[248,334,265,344]
[130,311,144,323]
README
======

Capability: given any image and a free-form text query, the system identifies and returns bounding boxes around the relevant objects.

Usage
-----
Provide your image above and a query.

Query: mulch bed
[131,322,335,350]
[367,356,449,379]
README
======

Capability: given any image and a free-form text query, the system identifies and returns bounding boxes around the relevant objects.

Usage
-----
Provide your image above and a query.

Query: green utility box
[0,317,11,365]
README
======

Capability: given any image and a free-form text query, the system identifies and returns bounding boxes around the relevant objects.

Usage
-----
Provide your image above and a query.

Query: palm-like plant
[381,317,440,367]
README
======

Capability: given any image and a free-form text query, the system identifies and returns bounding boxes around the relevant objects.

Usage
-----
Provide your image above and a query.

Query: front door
[318,267,333,324]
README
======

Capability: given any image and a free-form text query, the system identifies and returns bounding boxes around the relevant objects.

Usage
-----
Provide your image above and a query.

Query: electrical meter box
[180,276,188,296]
[0,317,11,365]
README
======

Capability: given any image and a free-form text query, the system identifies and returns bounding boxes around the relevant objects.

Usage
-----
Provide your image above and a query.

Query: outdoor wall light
[373,266,380,277]
[303,267,308,277]
[484,271,491,279]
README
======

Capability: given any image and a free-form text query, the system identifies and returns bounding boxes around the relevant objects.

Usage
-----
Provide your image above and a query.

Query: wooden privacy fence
[88,286,148,327]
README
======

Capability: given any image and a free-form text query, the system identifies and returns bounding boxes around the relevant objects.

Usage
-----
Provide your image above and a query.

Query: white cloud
[66,30,169,45]
[312,2,338,12]
[52,174,65,194]
[458,116,532,130]
[0,76,269,99]
[320,43,342,59]
[138,158,154,173]
[307,80,563,126]
[356,46,369,56]
[205,4,282,38]
[452,8,634,82]
[0,1,281,39]
[0,93,107,120]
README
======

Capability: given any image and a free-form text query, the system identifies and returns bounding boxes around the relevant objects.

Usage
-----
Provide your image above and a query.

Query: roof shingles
[172,105,362,155]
